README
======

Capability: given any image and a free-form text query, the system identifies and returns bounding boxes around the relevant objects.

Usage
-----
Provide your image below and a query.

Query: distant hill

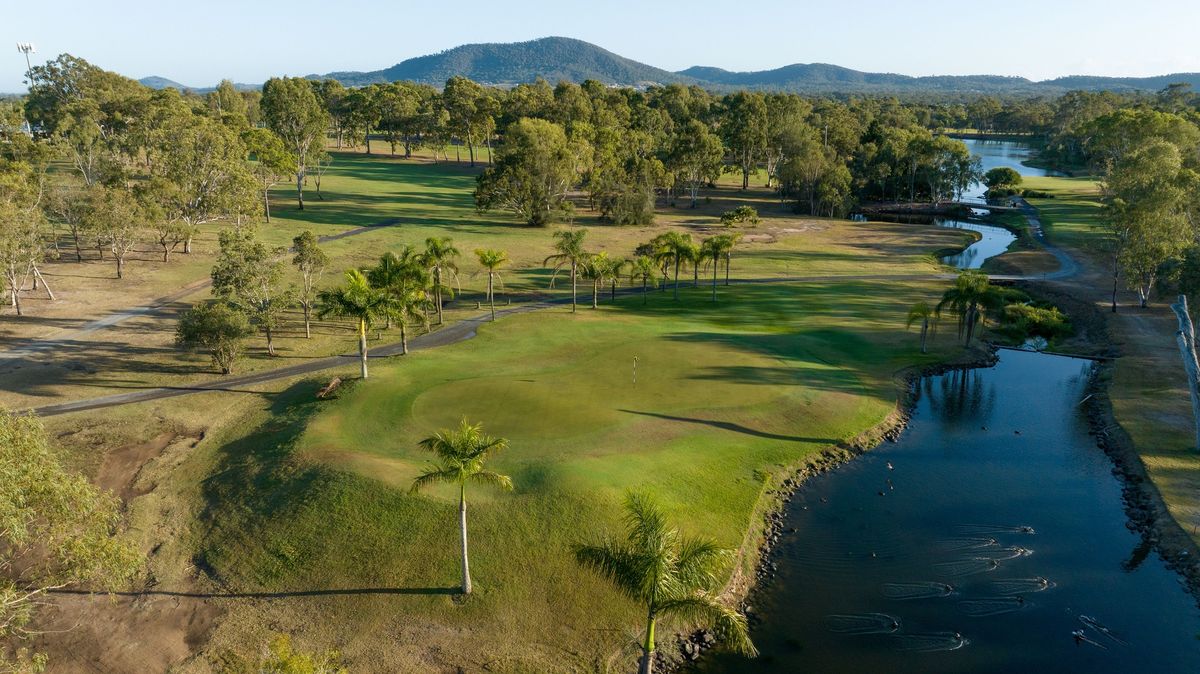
[138,37,1200,96]
[312,36,690,87]
[138,77,258,94]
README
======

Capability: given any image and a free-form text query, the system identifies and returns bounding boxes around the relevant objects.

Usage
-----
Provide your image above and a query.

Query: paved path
[0,219,401,366]
[25,257,1080,417]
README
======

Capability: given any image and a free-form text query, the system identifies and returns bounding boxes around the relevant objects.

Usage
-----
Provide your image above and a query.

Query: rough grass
[188,278,960,672]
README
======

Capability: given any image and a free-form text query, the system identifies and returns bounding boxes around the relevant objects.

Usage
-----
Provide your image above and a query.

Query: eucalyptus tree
[242,127,294,223]
[316,269,398,379]
[367,248,431,355]
[668,119,724,207]
[474,248,509,321]
[45,177,94,262]
[700,235,736,301]
[629,255,658,305]
[906,301,936,353]
[345,85,381,154]
[176,301,255,374]
[410,419,513,595]
[574,491,756,674]
[86,186,144,279]
[0,184,50,315]
[545,228,589,313]
[475,117,578,226]
[423,237,461,325]
[261,77,329,210]
[720,92,769,190]
[211,228,292,356]
[292,230,328,339]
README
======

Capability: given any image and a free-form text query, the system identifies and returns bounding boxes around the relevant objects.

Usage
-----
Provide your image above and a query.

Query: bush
[720,205,760,227]
[176,301,254,374]
[999,303,1072,341]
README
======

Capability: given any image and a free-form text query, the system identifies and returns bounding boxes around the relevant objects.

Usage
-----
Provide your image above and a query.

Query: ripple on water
[880,582,956,600]
[959,597,1029,617]
[890,632,969,652]
[954,524,1037,536]
[936,537,1001,552]
[933,557,1003,577]
[824,613,901,634]
[991,577,1056,595]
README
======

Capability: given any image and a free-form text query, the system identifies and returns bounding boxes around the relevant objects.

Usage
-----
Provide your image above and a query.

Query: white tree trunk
[459,485,472,594]
[1170,295,1200,450]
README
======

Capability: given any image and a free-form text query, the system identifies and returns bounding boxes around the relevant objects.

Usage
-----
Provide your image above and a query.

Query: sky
[4,0,1200,91]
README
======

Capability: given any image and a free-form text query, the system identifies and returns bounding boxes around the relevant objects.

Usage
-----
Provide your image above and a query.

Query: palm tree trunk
[639,609,657,674]
[673,259,680,300]
[400,321,408,355]
[920,319,929,353]
[610,280,616,301]
[725,254,731,286]
[358,318,369,379]
[642,277,648,304]
[571,264,578,313]
[592,279,599,309]
[488,273,496,321]
[459,483,472,595]
[435,268,444,325]
[712,259,718,301]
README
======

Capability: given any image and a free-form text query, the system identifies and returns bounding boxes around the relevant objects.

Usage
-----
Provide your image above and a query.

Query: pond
[699,349,1200,674]
[958,138,1056,203]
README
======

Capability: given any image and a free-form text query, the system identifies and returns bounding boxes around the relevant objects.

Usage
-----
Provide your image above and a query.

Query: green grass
[1021,175,1105,254]
[192,278,960,671]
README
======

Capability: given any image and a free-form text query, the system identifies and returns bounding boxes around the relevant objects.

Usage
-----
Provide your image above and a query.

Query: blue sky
[4,0,1199,91]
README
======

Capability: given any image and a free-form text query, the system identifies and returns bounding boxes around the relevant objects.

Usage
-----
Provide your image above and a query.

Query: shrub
[720,205,760,227]
[1000,303,1072,341]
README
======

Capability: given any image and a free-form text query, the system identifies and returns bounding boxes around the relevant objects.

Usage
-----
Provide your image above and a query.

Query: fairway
[189,279,958,671]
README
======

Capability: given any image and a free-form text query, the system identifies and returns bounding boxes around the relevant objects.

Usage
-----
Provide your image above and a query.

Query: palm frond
[409,466,459,494]
[574,542,647,602]
[674,536,729,592]
[656,595,757,657]
[470,470,514,492]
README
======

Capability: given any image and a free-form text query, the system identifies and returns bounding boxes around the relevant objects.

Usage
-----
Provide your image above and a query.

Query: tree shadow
[49,586,458,599]
[619,409,837,444]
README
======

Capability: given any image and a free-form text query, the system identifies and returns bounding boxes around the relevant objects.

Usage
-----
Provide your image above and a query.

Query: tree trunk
[592,279,599,309]
[571,264,577,313]
[610,280,616,301]
[365,129,371,155]
[1171,296,1200,450]
[296,172,305,210]
[358,319,369,379]
[263,189,272,223]
[920,319,929,354]
[673,259,680,300]
[435,268,444,325]
[639,610,657,674]
[724,254,731,286]
[400,321,408,355]
[265,324,275,356]
[459,484,472,594]
[116,255,124,279]
[33,267,55,300]
[712,260,718,301]
[303,303,312,339]
[488,273,496,321]
[643,277,648,304]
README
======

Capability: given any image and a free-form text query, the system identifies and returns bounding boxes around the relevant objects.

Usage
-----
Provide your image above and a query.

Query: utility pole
[16,42,35,86]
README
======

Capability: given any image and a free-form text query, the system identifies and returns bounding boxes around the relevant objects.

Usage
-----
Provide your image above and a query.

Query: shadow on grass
[620,409,837,444]
[49,586,458,599]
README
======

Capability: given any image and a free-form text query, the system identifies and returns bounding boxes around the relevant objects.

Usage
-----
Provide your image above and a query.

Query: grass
[186,276,961,671]
[1020,174,1200,545]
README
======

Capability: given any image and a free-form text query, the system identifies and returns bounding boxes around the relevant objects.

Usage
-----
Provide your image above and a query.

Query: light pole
[16,42,35,87]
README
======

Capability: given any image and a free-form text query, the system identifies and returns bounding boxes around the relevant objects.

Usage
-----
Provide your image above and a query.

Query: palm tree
[423,237,460,325]
[316,269,399,379]
[367,248,430,355]
[474,248,508,321]
[410,419,513,595]
[583,251,625,308]
[629,256,658,305]
[575,492,757,674]
[545,229,589,313]
[936,271,998,346]
[906,301,937,353]
[687,242,703,288]
[722,232,743,286]
[700,235,736,302]
[650,232,695,301]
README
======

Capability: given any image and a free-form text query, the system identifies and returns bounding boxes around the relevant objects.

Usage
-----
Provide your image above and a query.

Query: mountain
[138,77,258,94]
[313,37,691,87]
[140,37,1200,96]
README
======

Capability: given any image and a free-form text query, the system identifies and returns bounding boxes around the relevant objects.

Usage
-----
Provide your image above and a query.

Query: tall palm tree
[474,248,508,321]
[423,237,460,325]
[545,229,589,313]
[722,232,743,286]
[410,419,513,595]
[936,271,998,346]
[687,242,703,288]
[651,232,695,301]
[367,248,430,355]
[316,269,399,379]
[700,235,736,302]
[906,301,937,353]
[575,492,756,674]
[583,251,625,308]
[629,256,658,305]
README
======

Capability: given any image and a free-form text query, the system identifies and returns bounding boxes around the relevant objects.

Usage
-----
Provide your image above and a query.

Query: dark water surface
[959,138,1056,203]
[937,217,1017,269]
[700,350,1200,674]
